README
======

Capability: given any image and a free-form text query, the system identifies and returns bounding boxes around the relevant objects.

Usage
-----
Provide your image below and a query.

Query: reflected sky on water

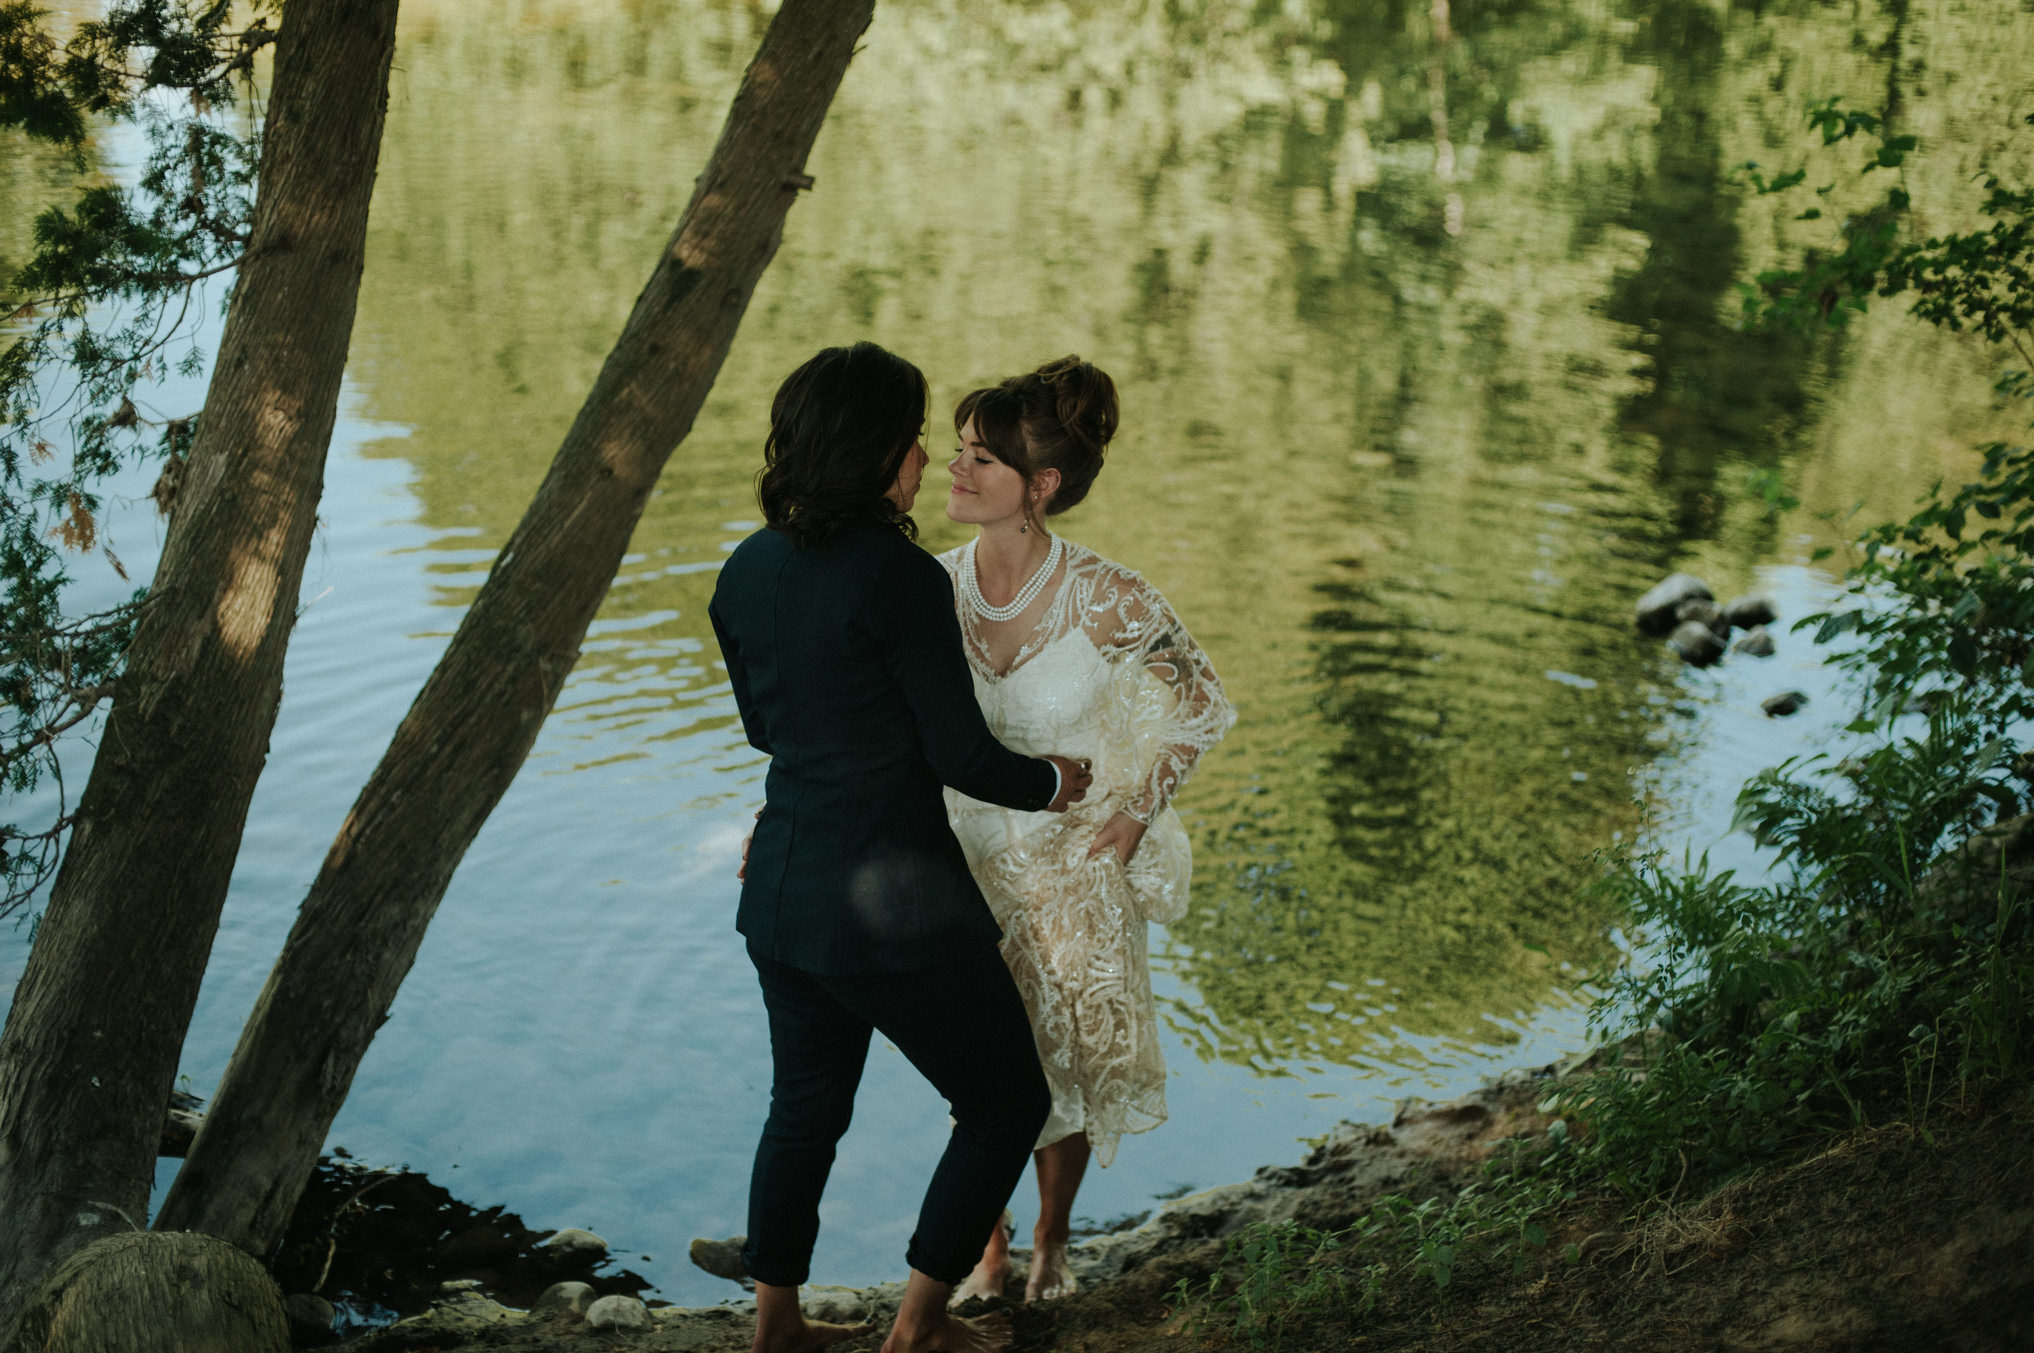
[4,0,2032,1307]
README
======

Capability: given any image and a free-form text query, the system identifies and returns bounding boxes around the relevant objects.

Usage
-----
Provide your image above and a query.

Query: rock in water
[586,1295,652,1331]
[18,1231,290,1353]
[690,1234,751,1284]
[533,1280,596,1319]
[1724,595,1778,629]
[1634,573,1713,635]
[1667,620,1726,666]
[1762,691,1809,717]
[537,1227,608,1262]
[1674,597,1731,639]
[1734,626,1776,657]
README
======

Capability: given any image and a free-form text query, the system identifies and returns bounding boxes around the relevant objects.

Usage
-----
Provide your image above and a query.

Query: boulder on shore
[1668,620,1726,667]
[1635,573,1713,635]
[586,1295,651,1332]
[532,1281,595,1320]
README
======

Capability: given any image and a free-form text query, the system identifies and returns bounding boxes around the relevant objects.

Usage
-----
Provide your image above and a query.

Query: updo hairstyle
[953,355,1118,525]
[757,341,927,546]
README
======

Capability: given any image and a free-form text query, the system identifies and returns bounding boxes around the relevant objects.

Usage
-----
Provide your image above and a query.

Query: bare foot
[880,1309,1013,1353]
[1023,1239,1076,1304]
[950,1254,1007,1307]
[949,1209,1013,1308]
[755,1315,876,1353]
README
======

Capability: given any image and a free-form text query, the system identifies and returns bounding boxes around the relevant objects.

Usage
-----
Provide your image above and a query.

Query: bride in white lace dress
[937,357,1235,1305]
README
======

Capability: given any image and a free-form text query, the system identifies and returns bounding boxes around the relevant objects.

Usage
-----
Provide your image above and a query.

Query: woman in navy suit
[710,343,1091,1353]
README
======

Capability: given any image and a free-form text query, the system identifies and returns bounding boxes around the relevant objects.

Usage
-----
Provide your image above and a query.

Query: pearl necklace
[962,534,1063,622]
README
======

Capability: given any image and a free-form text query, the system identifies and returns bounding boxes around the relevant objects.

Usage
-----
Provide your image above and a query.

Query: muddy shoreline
[327,1064,1561,1349]
[322,1058,2034,1353]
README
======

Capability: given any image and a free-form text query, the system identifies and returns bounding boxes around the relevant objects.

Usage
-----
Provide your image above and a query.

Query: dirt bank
[339,1067,2034,1353]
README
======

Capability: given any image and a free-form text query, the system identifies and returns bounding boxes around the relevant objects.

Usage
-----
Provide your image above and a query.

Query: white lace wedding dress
[940,539,1236,1165]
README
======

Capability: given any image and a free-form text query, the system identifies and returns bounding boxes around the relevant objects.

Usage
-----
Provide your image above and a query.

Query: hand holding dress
[940,539,1236,1165]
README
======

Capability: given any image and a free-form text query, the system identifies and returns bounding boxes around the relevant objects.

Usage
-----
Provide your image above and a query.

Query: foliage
[1808,437,2034,740]
[1570,766,2030,1198]
[1177,1150,1574,1345]
[0,1,272,915]
[1562,92,2034,1200]
[1179,94,2034,1343]
[1737,99,2034,368]
[1175,1218,1369,1347]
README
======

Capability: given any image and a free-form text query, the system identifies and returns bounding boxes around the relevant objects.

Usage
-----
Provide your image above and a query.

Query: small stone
[430,1288,516,1330]
[1674,598,1731,638]
[1733,626,1776,657]
[586,1294,652,1331]
[1634,573,1713,636]
[802,1286,867,1323]
[538,1227,609,1262]
[284,1292,337,1345]
[438,1278,484,1293]
[689,1235,750,1285]
[1762,691,1809,717]
[1666,620,1725,667]
[1723,595,1778,629]
[1393,1096,1491,1135]
[534,1280,595,1319]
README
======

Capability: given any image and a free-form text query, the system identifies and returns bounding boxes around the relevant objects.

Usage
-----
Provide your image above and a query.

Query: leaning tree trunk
[0,0,401,1335]
[154,0,876,1256]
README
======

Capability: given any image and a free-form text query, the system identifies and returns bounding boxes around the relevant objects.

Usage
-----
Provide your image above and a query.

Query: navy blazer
[709,521,1058,974]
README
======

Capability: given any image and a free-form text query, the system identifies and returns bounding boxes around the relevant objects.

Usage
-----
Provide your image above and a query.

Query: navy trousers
[742,944,1052,1287]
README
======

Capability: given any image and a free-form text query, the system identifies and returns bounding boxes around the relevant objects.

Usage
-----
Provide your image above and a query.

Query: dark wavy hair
[953,355,1118,528]
[757,343,927,546]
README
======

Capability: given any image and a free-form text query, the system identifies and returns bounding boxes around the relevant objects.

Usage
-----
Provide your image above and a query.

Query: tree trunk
[17,1232,290,1353]
[0,0,400,1335]
[154,0,876,1257]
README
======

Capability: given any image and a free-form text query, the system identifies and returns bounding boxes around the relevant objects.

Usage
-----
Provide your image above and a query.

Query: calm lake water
[4,0,2032,1311]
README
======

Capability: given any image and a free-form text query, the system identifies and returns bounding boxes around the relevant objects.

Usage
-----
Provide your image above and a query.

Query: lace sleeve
[1089,567,1237,823]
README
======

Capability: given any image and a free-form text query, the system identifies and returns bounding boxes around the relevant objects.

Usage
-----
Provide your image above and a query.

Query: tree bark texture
[154,0,876,1257]
[0,0,400,1334]
[17,1231,289,1353]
